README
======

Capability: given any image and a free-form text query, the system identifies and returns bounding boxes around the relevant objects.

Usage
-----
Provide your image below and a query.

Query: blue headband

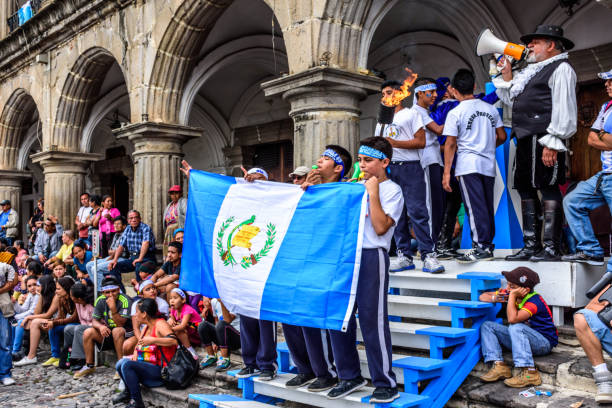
[358,145,387,160]
[322,149,345,179]
[414,83,437,93]
[101,284,119,292]
[247,168,269,180]
[171,287,186,299]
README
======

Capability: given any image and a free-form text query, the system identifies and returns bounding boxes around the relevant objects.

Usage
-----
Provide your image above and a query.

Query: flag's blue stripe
[180,170,236,297]
[259,182,365,331]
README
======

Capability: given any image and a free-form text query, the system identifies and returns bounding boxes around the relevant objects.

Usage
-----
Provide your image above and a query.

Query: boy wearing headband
[282,144,352,392]
[442,69,507,263]
[77,275,132,379]
[376,81,441,274]
[328,137,403,403]
[413,77,446,273]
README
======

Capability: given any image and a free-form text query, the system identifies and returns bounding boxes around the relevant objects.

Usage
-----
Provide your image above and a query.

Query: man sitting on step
[574,282,612,404]
[478,267,558,388]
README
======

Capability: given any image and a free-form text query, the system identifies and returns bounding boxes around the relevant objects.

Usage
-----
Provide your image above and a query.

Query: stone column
[262,67,382,167]
[31,151,102,228]
[0,170,31,234]
[114,122,201,244]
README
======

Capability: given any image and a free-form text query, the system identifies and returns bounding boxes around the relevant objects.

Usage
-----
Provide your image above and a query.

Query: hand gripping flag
[180,170,367,332]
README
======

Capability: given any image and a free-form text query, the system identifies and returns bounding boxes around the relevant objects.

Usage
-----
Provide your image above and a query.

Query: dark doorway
[110,173,129,216]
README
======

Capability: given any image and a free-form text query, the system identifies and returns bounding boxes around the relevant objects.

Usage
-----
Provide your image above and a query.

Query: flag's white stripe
[340,191,368,331]
[212,179,304,319]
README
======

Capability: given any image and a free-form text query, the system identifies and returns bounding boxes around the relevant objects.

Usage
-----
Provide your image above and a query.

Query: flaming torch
[377,68,419,137]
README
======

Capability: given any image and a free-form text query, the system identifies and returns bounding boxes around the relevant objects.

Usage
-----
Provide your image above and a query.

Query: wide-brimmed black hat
[521,25,574,51]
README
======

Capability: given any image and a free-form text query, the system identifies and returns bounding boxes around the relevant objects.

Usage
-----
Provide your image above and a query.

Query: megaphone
[476,28,527,61]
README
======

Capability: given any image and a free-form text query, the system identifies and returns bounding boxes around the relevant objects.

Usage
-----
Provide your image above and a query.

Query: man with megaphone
[493,25,577,262]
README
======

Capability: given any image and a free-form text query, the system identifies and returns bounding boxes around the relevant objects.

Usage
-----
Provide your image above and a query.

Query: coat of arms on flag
[217,215,276,269]
[180,170,367,332]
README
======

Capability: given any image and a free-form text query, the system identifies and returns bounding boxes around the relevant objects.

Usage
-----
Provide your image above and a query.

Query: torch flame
[381,68,419,107]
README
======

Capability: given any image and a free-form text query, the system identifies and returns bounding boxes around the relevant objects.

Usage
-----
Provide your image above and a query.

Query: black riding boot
[505,199,542,261]
[530,200,563,262]
[436,192,462,259]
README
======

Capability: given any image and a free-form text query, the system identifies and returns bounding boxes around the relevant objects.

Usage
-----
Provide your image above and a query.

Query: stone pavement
[0,351,125,408]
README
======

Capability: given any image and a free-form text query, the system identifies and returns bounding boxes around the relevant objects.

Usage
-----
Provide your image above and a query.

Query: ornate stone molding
[0,0,129,80]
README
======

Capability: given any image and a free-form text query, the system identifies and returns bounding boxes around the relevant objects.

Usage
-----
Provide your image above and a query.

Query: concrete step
[389,270,471,294]
[449,376,599,408]
[388,295,453,321]
[466,343,607,396]
[250,372,428,408]
[357,321,432,350]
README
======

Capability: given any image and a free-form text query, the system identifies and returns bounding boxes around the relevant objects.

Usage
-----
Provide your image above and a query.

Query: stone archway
[0,89,39,221]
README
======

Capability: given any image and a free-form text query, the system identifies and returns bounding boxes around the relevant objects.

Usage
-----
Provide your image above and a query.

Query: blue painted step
[415,326,476,359]
[457,272,503,301]
[189,394,275,407]
[392,356,451,394]
[439,300,494,327]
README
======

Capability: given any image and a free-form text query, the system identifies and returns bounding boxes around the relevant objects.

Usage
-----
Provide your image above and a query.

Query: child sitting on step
[478,266,558,388]
[168,287,202,359]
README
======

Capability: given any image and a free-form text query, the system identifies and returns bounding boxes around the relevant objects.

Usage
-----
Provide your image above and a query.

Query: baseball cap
[0,200,10,206]
[289,166,310,178]
[168,185,182,193]
[501,267,540,290]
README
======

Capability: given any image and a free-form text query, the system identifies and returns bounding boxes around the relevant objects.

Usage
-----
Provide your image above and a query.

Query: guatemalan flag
[180,170,367,332]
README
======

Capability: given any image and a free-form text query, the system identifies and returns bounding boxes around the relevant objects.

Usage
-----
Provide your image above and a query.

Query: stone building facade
[0,0,611,243]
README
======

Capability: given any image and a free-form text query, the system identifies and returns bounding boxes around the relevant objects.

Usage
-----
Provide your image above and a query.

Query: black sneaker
[258,369,277,381]
[112,389,131,404]
[285,373,316,388]
[561,251,604,266]
[308,376,338,392]
[370,387,400,403]
[326,377,367,399]
[7,316,17,327]
[456,248,494,264]
[235,366,261,378]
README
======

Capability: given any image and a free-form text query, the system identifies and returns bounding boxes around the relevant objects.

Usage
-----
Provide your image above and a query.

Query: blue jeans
[49,324,76,358]
[11,319,26,353]
[110,255,155,282]
[86,257,113,288]
[116,358,163,405]
[563,172,612,261]
[0,310,13,379]
[575,309,612,357]
[480,321,552,367]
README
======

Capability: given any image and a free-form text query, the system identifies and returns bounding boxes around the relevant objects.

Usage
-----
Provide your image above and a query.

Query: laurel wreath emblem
[216,217,276,269]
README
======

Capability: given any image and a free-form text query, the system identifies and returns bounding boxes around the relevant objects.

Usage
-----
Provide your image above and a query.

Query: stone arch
[179,35,289,125]
[146,0,235,123]
[81,85,130,153]
[358,0,519,80]
[53,47,126,151]
[0,88,40,170]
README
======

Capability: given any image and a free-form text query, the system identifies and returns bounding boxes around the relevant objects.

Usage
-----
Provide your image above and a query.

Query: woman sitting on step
[113,298,178,408]
[14,276,77,367]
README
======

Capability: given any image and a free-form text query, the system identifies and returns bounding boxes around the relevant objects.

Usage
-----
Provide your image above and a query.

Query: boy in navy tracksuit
[328,137,404,403]
[234,167,279,381]
[281,145,353,392]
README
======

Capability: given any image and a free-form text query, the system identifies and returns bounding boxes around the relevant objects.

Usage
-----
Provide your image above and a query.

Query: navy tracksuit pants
[239,315,277,371]
[389,161,434,259]
[458,173,496,250]
[425,163,445,243]
[282,323,336,379]
[329,248,397,388]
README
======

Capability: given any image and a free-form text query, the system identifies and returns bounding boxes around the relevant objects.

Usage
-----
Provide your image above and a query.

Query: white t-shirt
[593,101,612,173]
[211,298,240,331]
[77,206,91,223]
[443,99,503,178]
[375,108,424,162]
[131,297,170,317]
[413,104,443,168]
[362,179,404,251]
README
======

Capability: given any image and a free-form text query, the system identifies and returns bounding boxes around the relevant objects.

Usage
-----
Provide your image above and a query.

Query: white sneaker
[2,377,15,386]
[422,253,445,274]
[390,250,415,272]
[117,379,125,391]
[14,356,37,367]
